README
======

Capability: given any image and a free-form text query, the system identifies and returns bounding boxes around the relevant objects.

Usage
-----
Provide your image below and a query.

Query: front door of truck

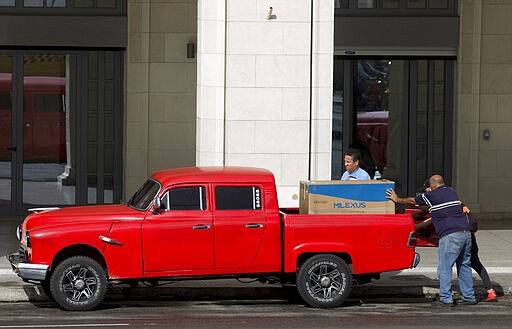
[213,185,266,268]
[141,185,214,273]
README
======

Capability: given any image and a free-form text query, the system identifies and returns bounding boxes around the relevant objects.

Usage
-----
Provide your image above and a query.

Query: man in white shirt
[341,149,370,180]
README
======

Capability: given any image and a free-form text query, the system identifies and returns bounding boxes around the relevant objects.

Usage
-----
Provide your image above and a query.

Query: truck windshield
[128,179,161,210]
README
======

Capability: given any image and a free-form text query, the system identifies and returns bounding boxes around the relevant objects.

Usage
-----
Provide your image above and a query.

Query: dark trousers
[470,232,492,290]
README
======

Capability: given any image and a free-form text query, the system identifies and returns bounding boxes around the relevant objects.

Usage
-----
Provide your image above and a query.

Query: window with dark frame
[0,0,122,12]
[215,186,262,211]
[162,186,206,211]
[33,94,64,113]
[335,0,454,15]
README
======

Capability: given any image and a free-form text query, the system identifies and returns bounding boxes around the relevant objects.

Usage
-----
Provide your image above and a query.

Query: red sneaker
[484,289,498,302]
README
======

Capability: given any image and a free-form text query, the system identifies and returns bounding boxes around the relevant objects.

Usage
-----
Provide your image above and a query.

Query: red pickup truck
[8,167,424,311]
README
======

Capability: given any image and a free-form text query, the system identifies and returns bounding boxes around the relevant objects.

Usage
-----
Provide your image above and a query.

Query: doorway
[332,57,454,198]
[0,50,123,215]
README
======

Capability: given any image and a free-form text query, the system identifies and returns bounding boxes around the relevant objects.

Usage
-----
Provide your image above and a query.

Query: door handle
[246,223,264,229]
[7,147,17,152]
[192,224,211,230]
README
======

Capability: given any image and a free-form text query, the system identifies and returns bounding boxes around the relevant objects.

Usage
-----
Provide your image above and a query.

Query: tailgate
[405,208,439,247]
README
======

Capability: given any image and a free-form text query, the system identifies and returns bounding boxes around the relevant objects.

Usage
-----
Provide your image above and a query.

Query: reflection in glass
[23,54,74,205]
[357,0,376,8]
[24,0,44,7]
[331,59,344,179]
[355,60,390,177]
[0,0,15,6]
[334,0,348,9]
[0,55,12,206]
[47,0,66,7]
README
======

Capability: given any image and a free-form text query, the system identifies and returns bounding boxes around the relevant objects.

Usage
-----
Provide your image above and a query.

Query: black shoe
[457,299,478,305]
[432,300,455,307]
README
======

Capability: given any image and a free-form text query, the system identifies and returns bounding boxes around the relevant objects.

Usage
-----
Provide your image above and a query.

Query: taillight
[407,231,417,247]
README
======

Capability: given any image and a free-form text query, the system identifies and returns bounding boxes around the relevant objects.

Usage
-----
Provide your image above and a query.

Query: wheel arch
[51,244,107,276]
[296,252,353,271]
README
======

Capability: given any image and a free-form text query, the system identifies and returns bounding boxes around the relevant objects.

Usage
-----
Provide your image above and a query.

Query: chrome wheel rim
[307,264,343,300]
[61,266,98,302]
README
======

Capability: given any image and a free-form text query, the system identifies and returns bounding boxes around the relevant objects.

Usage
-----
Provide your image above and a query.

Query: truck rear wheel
[50,256,107,311]
[296,254,352,308]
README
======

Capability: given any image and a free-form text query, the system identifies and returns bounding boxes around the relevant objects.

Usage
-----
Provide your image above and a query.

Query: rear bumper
[7,252,49,281]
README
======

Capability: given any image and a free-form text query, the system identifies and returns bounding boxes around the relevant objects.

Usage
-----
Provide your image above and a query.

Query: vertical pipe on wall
[308,0,314,180]
[223,0,228,166]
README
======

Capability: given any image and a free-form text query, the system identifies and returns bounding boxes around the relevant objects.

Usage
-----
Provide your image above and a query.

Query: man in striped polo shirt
[386,175,476,307]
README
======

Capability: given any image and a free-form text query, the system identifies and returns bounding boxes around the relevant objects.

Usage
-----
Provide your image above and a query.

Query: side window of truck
[161,186,207,211]
[0,91,11,110]
[215,186,262,210]
[33,93,65,113]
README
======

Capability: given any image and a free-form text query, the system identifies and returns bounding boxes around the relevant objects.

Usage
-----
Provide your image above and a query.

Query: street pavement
[1,215,512,304]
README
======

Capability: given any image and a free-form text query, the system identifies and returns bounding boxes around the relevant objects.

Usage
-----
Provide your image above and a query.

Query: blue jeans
[437,231,475,303]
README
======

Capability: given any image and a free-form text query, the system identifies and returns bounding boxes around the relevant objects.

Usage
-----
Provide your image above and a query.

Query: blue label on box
[308,183,393,202]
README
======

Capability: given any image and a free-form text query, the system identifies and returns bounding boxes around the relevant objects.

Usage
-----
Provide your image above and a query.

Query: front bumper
[7,253,49,281]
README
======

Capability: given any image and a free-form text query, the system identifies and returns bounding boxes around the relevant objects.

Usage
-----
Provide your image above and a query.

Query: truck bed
[279,209,418,275]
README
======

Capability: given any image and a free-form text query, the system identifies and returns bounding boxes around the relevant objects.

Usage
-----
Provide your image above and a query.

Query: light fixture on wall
[187,42,195,59]
[267,6,277,20]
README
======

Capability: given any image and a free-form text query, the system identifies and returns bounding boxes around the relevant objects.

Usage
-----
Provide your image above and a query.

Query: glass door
[0,54,13,209]
[0,50,123,215]
[332,57,454,198]
[22,53,75,206]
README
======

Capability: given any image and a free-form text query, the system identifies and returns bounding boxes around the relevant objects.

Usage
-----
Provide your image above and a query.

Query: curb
[2,276,511,304]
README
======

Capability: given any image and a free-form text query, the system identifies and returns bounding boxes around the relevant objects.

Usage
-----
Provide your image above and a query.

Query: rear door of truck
[212,184,266,268]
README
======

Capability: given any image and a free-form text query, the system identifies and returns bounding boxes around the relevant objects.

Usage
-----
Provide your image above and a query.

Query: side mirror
[154,197,161,209]
[152,197,164,214]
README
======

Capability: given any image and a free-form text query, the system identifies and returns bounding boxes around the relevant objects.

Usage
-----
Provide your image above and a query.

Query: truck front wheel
[296,254,352,308]
[50,256,107,311]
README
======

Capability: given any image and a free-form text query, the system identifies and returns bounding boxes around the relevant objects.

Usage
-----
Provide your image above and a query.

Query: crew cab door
[141,184,214,272]
[213,184,266,268]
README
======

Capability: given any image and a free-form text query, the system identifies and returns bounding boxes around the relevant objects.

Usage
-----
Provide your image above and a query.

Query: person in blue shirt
[341,149,370,180]
[386,175,476,307]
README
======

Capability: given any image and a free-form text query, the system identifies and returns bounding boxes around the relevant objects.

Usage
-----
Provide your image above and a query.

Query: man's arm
[385,188,417,206]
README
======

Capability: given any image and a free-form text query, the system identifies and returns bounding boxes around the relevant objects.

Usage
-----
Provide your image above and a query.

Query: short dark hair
[345,149,361,163]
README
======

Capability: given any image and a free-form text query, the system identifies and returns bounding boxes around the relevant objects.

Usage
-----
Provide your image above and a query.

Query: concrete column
[196,0,226,166]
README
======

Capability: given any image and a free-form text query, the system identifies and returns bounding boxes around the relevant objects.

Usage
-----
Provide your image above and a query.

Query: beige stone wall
[196,0,334,208]
[456,0,512,213]
[125,0,197,198]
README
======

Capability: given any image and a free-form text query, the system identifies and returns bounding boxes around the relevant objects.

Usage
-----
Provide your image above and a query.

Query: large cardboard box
[299,180,395,214]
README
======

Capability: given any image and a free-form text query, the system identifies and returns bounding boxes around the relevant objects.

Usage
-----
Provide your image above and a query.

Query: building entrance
[332,58,454,198]
[0,51,123,215]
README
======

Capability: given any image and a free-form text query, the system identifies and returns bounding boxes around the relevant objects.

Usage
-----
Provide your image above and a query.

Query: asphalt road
[0,296,511,329]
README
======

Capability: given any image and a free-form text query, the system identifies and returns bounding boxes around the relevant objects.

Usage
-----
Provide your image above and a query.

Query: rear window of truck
[215,186,262,210]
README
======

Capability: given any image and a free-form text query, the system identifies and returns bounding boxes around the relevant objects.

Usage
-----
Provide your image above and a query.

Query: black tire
[296,254,352,308]
[50,256,107,311]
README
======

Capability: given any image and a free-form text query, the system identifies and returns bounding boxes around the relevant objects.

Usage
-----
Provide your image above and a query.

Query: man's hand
[385,188,416,206]
[386,188,398,202]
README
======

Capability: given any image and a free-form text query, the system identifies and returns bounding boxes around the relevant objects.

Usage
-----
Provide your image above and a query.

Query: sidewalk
[1,223,512,304]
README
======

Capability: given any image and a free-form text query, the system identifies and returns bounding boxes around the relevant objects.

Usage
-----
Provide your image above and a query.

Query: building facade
[1,0,511,215]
